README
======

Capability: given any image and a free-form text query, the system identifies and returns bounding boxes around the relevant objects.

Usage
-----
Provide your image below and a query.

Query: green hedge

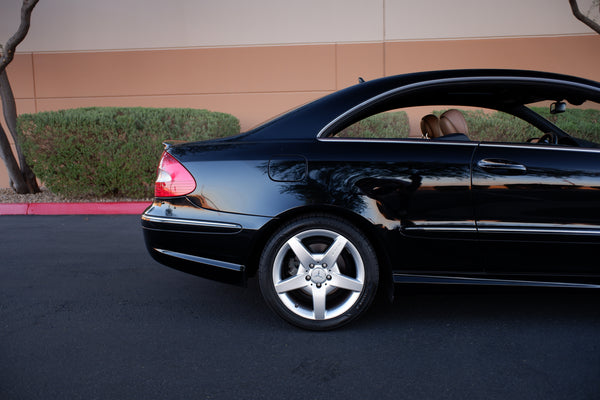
[436,107,600,143]
[17,107,240,199]
[336,111,409,138]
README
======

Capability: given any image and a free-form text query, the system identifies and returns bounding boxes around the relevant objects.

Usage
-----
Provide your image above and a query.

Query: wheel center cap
[310,267,327,284]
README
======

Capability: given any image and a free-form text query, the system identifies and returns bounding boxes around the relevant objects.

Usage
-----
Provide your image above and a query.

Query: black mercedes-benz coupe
[142,69,600,330]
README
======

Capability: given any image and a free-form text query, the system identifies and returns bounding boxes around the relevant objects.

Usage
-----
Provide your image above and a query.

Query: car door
[472,142,600,276]
[316,137,480,273]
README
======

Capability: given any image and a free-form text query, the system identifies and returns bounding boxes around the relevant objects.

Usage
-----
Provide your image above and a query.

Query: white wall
[0,0,596,53]
[385,0,597,40]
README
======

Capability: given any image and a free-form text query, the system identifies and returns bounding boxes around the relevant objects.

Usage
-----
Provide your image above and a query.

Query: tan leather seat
[439,109,468,135]
[420,114,442,138]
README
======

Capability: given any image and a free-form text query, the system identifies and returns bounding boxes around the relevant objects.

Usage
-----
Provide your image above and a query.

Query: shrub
[336,111,409,138]
[17,107,240,199]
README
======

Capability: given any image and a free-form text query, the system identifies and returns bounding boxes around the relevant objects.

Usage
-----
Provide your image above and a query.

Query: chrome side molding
[393,273,600,288]
[142,215,241,230]
[155,248,245,272]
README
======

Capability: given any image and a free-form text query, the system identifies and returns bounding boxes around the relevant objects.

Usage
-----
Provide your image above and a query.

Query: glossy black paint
[142,69,600,288]
[473,144,600,275]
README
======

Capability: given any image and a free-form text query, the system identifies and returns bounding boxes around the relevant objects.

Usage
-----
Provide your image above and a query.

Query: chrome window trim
[142,215,241,230]
[317,137,477,146]
[319,137,600,153]
[317,75,600,140]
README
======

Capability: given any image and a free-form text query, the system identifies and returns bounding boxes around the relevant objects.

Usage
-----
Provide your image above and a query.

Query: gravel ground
[0,188,149,203]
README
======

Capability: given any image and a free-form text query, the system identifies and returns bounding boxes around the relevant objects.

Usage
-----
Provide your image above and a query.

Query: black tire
[258,214,379,330]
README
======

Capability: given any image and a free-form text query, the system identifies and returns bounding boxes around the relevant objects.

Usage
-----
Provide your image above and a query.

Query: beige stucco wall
[1,0,599,188]
[1,0,596,51]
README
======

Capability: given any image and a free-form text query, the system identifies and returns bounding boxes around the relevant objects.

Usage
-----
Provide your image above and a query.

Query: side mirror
[550,101,566,114]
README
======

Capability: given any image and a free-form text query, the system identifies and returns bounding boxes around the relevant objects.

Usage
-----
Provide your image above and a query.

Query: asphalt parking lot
[1,215,599,399]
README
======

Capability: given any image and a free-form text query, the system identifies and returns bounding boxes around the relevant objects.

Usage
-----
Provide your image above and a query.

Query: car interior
[420,109,471,142]
[329,79,600,148]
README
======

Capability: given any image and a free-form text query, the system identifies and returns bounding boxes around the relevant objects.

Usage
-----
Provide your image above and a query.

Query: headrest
[420,114,443,138]
[439,109,468,135]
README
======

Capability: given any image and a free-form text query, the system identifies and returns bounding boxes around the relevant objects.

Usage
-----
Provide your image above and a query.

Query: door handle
[477,159,527,174]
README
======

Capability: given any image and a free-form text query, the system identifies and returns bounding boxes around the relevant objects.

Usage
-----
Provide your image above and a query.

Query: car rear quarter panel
[170,138,479,273]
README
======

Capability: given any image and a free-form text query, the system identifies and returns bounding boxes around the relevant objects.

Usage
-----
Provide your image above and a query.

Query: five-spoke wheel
[259,215,378,330]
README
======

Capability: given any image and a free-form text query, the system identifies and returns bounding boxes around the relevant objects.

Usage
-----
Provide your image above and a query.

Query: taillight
[155,151,196,197]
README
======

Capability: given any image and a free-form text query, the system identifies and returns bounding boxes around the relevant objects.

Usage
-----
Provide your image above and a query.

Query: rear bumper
[141,201,272,286]
[143,238,248,285]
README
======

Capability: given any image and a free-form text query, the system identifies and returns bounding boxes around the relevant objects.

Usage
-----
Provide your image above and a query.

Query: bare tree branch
[0,0,39,71]
[569,0,600,34]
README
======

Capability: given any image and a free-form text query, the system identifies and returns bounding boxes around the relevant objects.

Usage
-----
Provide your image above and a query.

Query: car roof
[237,69,600,142]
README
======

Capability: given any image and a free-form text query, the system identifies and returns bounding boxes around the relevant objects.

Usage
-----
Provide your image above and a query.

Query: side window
[330,103,600,146]
[331,106,531,142]
[333,110,409,139]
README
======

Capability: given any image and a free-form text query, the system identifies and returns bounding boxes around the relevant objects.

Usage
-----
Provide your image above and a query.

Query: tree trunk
[0,123,28,193]
[0,0,41,194]
[0,69,39,193]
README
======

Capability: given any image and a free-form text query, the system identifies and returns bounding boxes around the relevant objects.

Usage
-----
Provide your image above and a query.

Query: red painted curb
[0,202,151,216]
[0,203,29,215]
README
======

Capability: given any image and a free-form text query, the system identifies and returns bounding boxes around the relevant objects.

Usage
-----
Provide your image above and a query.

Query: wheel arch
[245,205,394,301]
